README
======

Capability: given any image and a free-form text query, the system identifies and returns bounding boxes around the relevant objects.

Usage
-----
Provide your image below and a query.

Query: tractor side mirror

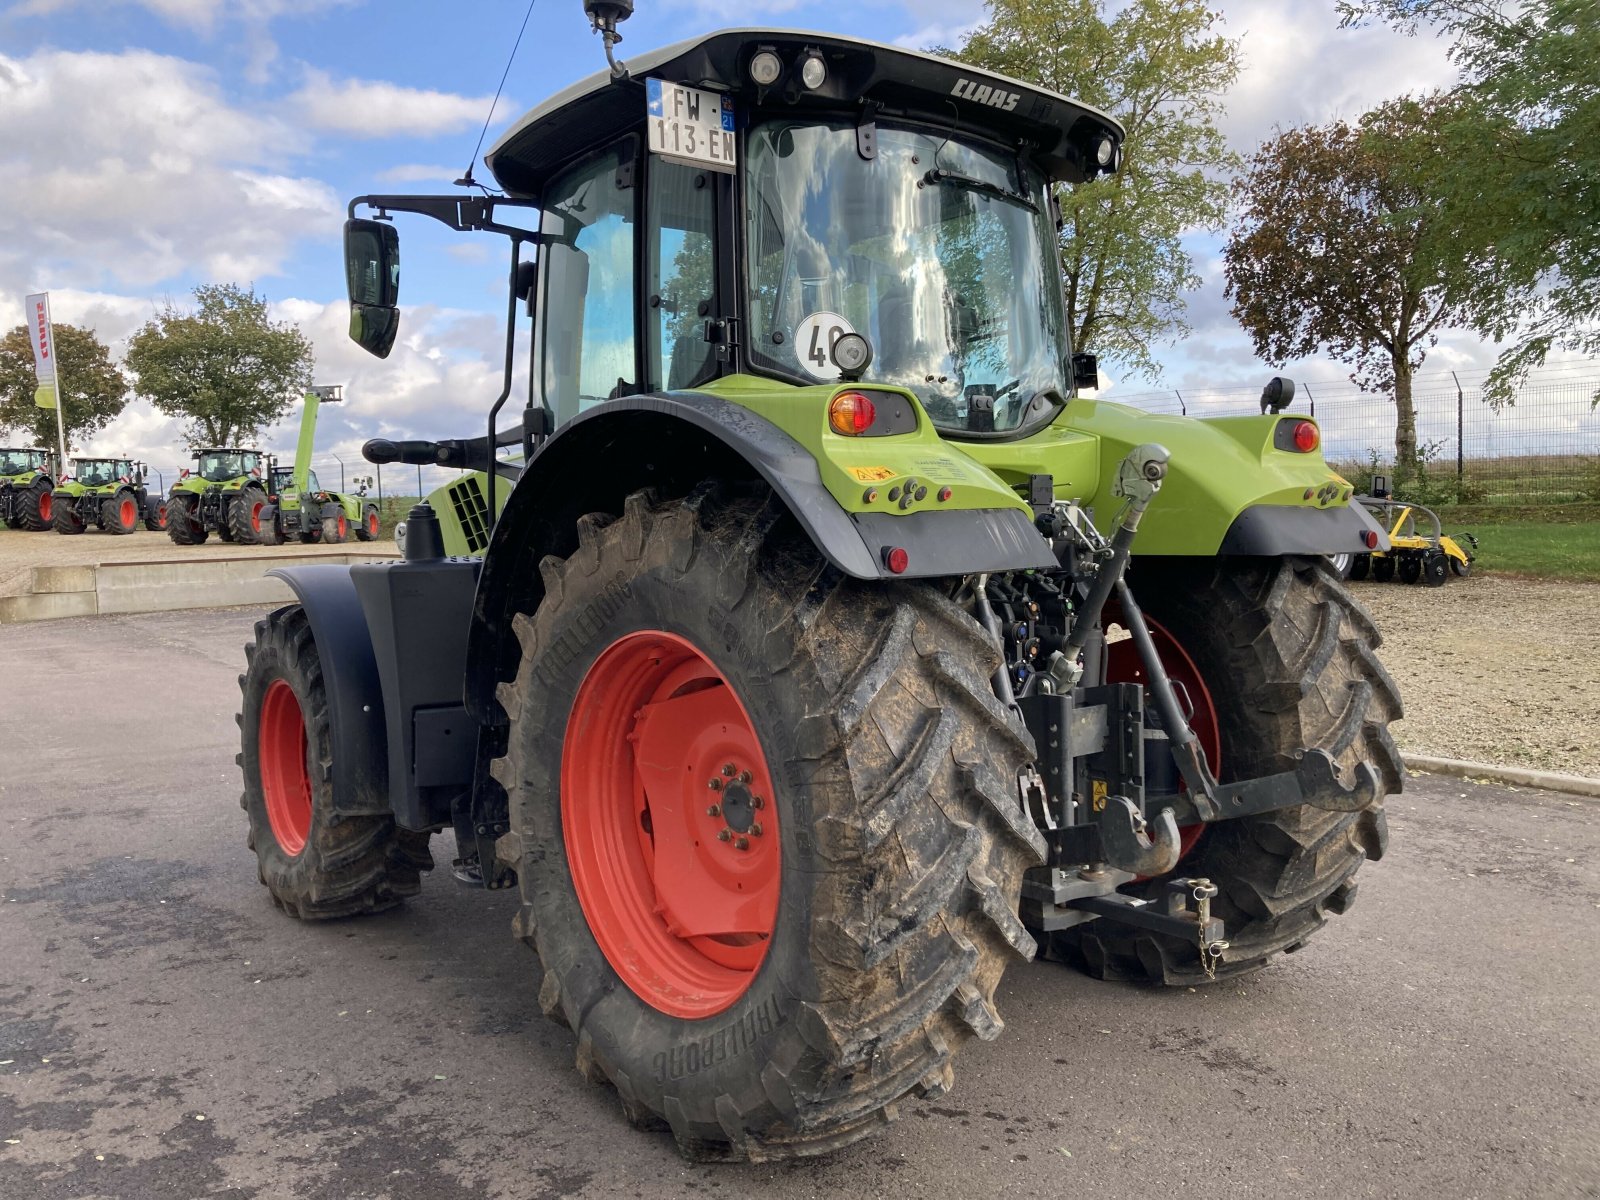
[1071,351,1099,391]
[344,218,401,359]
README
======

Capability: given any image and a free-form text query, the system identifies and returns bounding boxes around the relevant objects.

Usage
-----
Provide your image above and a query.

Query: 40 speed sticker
[794,311,855,380]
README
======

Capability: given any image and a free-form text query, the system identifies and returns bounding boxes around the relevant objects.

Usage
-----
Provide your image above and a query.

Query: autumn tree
[0,323,129,450]
[949,0,1241,380]
[1223,99,1489,472]
[125,283,314,449]
[1339,0,1600,407]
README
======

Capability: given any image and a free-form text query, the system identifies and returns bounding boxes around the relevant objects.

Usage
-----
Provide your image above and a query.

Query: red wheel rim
[250,501,264,534]
[367,511,379,536]
[259,679,312,856]
[1105,610,1221,864]
[156,503,167,529]
[337,514,347,539]
[39,491,51,521]
[563,630,780,1019]
[119,498,135,527]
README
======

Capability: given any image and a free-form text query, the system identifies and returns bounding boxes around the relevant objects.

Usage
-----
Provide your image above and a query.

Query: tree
[0,323,129,451]
[1223,99,1490,473]
[125,283,314,449]
[948,0,1241,380]
[1339,0,1600,406]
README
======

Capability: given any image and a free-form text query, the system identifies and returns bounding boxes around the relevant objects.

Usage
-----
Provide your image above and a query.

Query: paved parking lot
[2,607,1597,1198]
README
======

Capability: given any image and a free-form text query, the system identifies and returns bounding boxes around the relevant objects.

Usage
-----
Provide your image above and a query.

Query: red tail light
[1292,420,1319,452]
[828,391,877,436]
[882,546,909,574]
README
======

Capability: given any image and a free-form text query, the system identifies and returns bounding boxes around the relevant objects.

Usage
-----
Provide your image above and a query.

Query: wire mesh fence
[1114,375,1600,506]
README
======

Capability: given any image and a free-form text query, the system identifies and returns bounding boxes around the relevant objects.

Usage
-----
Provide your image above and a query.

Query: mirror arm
[485,235,528,527]
[347,194,546,242]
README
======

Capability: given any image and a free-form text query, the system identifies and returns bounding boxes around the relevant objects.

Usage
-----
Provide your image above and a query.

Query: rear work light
[828,391,877,436]
[1291,420,1319,452]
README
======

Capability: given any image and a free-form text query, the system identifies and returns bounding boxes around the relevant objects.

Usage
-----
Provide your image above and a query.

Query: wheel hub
[562,630,780,1019]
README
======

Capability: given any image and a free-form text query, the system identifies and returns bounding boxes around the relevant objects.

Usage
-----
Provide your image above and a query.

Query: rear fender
[264,565,392,816]
[463,391,1055,724]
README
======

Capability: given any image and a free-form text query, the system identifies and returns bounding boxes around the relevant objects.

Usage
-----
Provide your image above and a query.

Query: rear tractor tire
[497,486,1044,1160]
[102,491,139,535]
[166,495,208,545]
[228,485,268,545]
[237,605,433,918]
[1050,556,1400,985]
[53,496,86,534]
[17,478,52,531]
[320,509,349,544]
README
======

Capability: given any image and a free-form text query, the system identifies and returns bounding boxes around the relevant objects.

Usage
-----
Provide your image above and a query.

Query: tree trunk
[1392,357,1417,475]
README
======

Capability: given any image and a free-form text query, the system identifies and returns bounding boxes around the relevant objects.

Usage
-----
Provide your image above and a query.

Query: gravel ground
[0,527,395,598]
[1353,573,1600,778]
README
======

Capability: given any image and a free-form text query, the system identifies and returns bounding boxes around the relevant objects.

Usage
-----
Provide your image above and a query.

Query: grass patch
[1458,520,1600,582]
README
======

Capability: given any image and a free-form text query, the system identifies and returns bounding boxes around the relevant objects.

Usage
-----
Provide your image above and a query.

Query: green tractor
[50,457,164,535]
[236,10,1399,1161]
[257,386,381,545]
[0,446,56,531]
[165,448,270,545]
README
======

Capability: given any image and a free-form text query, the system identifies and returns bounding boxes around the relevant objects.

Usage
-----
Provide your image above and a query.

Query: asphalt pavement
[2,607,1597,1199]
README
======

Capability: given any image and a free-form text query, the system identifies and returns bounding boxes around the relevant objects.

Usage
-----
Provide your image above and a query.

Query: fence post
[1304,385,1315,419]
[1451,370,1464,481]
[1174,389,1186,415]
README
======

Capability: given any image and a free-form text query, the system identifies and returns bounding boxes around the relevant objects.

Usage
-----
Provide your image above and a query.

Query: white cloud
[377,163,465,184]
[287,69,505,140]
[7,0,357,34]
[0,49,337,289]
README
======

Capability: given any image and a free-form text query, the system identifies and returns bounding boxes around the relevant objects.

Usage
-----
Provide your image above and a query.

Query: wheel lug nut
[738,770,752,784]
[721,763,736,777]
[708,778,723,791]
[706,804,721,817]
[752,796,764,809]
[750,822,763,837]
[717,829,731,842]
[735,836,750,851]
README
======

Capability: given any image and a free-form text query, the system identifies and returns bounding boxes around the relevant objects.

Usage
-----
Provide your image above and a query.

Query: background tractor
[165,448,269,545]
[235,8,1399,1163]
[256,386,381,545]
[1,446,56,531]
[50,457,162,535]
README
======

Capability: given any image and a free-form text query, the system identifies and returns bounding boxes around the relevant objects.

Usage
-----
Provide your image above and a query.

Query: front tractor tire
[354,504,380,542]
[497,487,1044,1160]
[144,495,168,532]
[53,496,86,534]
[237,606,432,918]
[1051,556,1401,985]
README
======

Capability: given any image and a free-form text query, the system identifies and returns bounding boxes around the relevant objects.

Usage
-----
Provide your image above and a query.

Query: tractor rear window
[745,120,1069,435]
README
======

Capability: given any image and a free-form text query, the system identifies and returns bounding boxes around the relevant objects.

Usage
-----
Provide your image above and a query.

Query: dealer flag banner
[26,292,57,410]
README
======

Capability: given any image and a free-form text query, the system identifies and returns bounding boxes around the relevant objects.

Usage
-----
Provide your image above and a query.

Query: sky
[0,0,1585,492]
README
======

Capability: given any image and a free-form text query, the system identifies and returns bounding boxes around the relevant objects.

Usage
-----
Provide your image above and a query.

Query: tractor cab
[1,447,51,479]
[68,458,137,488]
[193,449,263,485]
[343,28,1120,442]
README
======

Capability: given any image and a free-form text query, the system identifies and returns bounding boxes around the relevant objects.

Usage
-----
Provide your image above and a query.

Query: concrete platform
[0,549,397,624]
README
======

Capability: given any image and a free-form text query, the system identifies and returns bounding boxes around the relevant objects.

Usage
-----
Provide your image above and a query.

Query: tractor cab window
[745,120,1069,435]
[306,470,322,493]
[648,160,716,390]
[197,451,260,482]
[538,141,638,428]
[76,460,117,486]
[1,450,40,474]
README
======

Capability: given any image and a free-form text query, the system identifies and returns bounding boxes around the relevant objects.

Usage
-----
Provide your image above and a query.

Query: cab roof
[486,28,1122,197]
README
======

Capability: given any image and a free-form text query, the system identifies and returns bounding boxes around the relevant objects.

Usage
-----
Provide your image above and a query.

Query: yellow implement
[1347,498,1476,586]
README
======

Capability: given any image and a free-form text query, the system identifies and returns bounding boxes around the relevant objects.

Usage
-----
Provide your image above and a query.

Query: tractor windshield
[745,120,1069,435]
[197,451,259,483]
[1,449,42,475]
[74,460,119,486]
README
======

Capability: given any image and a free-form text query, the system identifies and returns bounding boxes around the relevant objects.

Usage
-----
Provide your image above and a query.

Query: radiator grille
[447,475,492,554]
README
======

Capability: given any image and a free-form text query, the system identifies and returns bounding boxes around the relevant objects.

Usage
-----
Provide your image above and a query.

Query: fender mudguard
[265,565,392,815]
[1218,501,1392,556]
[463,390,1054,724]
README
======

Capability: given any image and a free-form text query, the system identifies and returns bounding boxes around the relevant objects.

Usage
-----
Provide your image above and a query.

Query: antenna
[583,0,634,79]
[455,0,542,190]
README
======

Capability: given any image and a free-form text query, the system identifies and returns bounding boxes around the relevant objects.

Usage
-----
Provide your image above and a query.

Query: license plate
[646,79,736,173]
